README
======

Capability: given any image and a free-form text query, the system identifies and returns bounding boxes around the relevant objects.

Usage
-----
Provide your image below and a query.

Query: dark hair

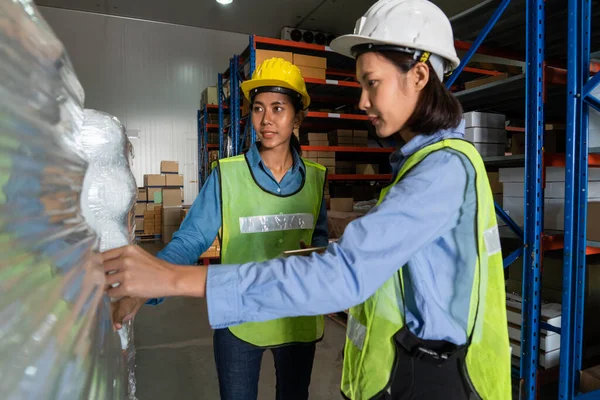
[251,90,304,156]
[376,51,463,135]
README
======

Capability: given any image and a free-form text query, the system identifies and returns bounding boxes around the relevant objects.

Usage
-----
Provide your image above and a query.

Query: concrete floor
[133,242,346,399]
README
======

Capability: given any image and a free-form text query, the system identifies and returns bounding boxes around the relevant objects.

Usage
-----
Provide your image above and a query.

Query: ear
[294,110,305,128]
[412,62,430,91]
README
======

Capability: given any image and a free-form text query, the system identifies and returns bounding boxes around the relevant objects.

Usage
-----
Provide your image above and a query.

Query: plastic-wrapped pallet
[0,1,125,399]
[74,109,138,399]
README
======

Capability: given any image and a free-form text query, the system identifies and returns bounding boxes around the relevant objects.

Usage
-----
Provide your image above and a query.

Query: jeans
[213,328,316,400]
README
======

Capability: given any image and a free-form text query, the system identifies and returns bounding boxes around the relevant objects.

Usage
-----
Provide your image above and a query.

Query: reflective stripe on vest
[340,139,511,400]
[219,155,327,347]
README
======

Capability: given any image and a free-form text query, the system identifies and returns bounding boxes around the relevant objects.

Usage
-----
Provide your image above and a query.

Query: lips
[368,116,380,126]
[261,131,276,139]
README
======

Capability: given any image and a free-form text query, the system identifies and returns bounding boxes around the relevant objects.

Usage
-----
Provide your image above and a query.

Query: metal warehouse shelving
[195,0,600,398]
[449,0,600,398]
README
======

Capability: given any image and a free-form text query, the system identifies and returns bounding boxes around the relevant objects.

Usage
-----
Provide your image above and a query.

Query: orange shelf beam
[306,111,368,121]
[328,174,392,181]
[304,77,360,88]
[542,233,600,255]
[207,144,219,150]
[301,145,394,153]
[255,35,330,52]
[545,153,600,167]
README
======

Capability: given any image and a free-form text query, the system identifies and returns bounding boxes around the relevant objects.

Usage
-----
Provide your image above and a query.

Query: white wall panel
[39,6,247,204]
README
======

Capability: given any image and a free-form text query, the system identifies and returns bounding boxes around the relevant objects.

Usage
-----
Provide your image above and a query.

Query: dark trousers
[213,328,316,400]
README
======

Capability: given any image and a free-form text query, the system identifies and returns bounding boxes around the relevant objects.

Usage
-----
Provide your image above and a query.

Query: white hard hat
[330,0,461,81]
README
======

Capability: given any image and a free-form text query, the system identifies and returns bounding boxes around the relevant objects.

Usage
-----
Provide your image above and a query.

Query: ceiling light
[216,0,232,4]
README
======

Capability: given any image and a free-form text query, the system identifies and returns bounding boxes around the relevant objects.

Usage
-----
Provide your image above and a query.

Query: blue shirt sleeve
[146,168,222,306]
[206,150,469,328]
[311,195,329,247]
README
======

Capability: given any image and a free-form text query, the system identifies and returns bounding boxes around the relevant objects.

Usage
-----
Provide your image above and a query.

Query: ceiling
[34,0,483,37]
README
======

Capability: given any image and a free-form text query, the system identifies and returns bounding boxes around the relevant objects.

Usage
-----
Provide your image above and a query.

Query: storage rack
[195,0,600,397]
[449,0,600,398]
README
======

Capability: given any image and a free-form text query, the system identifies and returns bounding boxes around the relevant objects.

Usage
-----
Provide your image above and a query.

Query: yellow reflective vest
[341,139,511,400]
[218,154,327,347]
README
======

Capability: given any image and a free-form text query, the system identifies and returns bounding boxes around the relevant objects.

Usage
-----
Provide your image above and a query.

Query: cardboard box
[162,226,178,244]
[330,129,353,137]
[137,188,147,201]
[135,217,144,231]
[163,188,183,207]
[163,207,183,226]
[201,86,218,107]
[296,65,326,80]
[581,365,600,393]
[589,202,600,242]
[135,203,146,216]
[356,164,380,175]
[144,174,166,187]
[336,137,355,145]
[464,73,509,90]
[147,187,163,203]
[353,130,368,138]
[200,238,221,258]
[161,161,179,174]
[143,226,155,235]
[487,172,503,194]
[353,137,369,145]
[309,140,329,147]
[331,198,354,212]
[308,133,328,141]
[293,54,327,69]
[318,158,336,168]
[165,174,184,187]
[257,49,293,65]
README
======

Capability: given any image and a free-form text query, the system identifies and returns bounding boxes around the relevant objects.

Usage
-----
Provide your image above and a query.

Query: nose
[358,89,370,111]
[261,108,272,126]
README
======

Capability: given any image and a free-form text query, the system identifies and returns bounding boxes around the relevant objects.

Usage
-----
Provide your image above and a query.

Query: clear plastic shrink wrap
[75,109,138,399]
[0,1,126,399]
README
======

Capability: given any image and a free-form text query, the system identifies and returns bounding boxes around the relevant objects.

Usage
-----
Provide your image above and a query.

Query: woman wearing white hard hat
[102,0,511,399]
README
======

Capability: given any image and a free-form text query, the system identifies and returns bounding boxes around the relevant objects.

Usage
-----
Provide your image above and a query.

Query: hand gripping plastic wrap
[0,1,126,399]
[74,109,138,399]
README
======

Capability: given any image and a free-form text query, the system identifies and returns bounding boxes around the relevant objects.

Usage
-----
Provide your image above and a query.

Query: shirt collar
[390,120,466,164]
[246,143,305,175]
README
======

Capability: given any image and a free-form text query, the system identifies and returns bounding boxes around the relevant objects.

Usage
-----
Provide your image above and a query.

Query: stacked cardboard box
[162,206,182,244]
[463,111,507,157]
[303,150,335,175]
[328,129,369,147]
[330,198,354,212]
[153,205,162,233]
[356,164,379,175]
[200,86,218,108]
[208,133,219,144]
[293,53,327,80]
[307,132,329,147]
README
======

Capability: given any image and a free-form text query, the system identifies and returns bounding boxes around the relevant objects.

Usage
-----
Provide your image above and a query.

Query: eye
[253,106,263,113]
[367,80,377,87]
[274,106,284,112]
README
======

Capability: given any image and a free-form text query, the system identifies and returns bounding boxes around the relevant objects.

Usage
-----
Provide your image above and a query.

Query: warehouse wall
[39,7,247,204]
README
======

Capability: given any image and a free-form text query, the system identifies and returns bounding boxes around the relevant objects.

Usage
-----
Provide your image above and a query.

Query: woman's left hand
[102,245,180,298]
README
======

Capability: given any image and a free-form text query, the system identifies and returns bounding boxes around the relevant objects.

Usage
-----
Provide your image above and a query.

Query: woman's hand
[102,245,208,299]
[111,296,146,330]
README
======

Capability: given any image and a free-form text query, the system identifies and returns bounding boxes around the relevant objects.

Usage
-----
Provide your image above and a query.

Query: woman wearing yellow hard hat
[107,58,328,400]
[104,0,511,399]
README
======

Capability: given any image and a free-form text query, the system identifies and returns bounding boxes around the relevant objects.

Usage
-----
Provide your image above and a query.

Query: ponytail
[290,133,302,156]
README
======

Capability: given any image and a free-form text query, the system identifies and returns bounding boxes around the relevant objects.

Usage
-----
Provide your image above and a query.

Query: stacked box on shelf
[144,174,166,205]
[499,167,600,230]
[307,132,329,147]
[328,129,353,147]
[293,53,327,80]
[143,210,155,234]
[352,130,369,148]
[201,237,221,258]
[336,161,356,174]
[200,86,218,108]
[162,206,182,244]
[463,111,507,157]
[153,205,162,234]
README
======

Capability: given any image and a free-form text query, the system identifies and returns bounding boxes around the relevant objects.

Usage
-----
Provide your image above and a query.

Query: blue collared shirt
[206,121,480,345]
[156,143,329,265]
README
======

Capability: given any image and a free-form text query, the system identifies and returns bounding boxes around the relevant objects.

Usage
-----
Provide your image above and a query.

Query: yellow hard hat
[241,57,311,109]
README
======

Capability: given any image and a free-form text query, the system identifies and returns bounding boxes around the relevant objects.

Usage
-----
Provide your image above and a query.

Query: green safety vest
[341,139,511,400]
[218,154,327,347]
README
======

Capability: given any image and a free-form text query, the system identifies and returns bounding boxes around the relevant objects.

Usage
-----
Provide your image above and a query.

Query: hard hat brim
[241,78,311,109]
[330,34,461,71]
